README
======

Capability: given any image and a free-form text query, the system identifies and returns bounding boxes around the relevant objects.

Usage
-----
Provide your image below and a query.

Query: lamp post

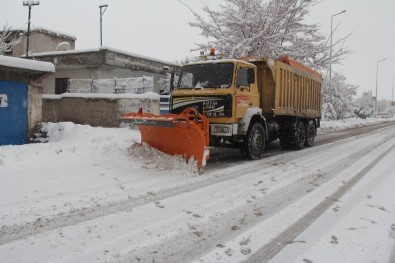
[329,10,346,87]
[99,4,108,46]
[23,0,40,58]
[392,77,395,107]
[375,58,386,113]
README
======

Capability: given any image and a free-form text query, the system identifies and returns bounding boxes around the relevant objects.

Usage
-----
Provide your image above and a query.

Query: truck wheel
[305,120,316,147]
[291,121,305,150]
[242,122,265,159]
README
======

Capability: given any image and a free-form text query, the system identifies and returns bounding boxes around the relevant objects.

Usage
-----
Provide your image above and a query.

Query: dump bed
[252,57,322,118]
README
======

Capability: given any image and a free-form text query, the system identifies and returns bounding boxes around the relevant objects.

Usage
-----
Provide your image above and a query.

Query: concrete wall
[42,94,160,127]
[28,82,43,138]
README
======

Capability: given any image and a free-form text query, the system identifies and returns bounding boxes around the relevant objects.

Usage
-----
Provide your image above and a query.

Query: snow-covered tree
[322,72,357,120]
[184,0,356,118]
[0,25,22,53]
[321,102,337,120]
[184,0,350,71]
[354,91,375,119]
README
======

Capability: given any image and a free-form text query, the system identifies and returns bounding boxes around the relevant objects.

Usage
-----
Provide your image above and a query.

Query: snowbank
[35,122,197,172]
[319,117,395,132]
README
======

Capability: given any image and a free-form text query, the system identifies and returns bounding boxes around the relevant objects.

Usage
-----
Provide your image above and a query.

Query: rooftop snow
[30,46,180,67]
[0,55,55,73]
[2,26,77,40]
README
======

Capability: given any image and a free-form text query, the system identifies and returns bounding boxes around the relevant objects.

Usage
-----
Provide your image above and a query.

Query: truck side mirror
[247,68,255,84]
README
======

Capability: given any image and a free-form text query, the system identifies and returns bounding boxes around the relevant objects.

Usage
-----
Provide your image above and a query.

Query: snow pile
[128,143,199,173]
[34,122,199,173]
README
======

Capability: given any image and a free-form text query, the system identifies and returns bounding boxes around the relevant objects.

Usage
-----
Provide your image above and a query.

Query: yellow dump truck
[121,52,322,170]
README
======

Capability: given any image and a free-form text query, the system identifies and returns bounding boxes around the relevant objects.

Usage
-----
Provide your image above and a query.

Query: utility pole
[392,77,395,107]
[23,0,40,58]
[99,4,108,46]
[375,58,386,113]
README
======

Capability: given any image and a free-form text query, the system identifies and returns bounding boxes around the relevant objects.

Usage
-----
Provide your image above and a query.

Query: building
[0,27,76,57]
[1,27,180,128]
[2,27,180,94]
[30,47,180,94]
[0,55,54,145]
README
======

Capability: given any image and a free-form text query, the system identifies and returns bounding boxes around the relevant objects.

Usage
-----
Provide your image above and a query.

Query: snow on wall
[42,92,160,127]
[42,92,160,100]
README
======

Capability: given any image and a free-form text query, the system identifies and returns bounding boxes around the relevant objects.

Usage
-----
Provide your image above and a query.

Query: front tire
[242,122,265,159]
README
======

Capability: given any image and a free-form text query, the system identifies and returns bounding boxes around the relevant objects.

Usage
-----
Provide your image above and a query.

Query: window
[236,68,249,87]
[55,78,69,94]
[177,63,234,89]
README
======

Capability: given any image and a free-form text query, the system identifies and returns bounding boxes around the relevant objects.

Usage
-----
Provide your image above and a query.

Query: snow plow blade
[120,108,210,170]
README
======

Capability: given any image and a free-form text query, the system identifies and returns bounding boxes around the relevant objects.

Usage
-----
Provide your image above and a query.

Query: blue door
[0,80,28,145]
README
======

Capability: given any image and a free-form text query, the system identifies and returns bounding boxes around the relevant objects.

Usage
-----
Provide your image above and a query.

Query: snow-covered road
[1,120,395,262]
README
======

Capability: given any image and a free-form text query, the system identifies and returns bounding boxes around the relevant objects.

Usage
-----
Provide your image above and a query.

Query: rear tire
[242,122,265,159]
[304,120,316,147]
[290,121,305,150]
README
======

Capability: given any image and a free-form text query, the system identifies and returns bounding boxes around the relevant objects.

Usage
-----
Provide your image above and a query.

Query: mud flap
[120,108,210,170]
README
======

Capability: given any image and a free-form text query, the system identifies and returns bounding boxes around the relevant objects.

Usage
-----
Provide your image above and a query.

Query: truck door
[234,65,259,118]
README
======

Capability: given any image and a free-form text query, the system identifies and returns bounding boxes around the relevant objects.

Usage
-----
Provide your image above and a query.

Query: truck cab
[171,59,263,149]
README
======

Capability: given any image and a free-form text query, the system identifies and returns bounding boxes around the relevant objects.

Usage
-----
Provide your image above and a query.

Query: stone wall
[42,93,160,127]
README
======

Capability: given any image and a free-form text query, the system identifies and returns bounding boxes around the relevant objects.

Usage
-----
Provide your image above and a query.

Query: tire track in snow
[0,124,394,252]
[0,151,318,245]
[245,141,395,262]
[126,128,395,262]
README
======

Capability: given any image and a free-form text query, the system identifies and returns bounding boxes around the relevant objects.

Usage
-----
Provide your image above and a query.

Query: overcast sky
[1,0,394,100]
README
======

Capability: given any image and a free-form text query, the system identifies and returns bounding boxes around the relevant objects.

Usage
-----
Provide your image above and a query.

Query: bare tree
[0,25,23,53]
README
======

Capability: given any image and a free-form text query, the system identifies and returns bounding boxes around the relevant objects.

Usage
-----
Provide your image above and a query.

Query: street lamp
[375,58,386,113]
[99,4,108,46]
[329,10,346,87]
[392,77,395,107]
[23,0,40,58]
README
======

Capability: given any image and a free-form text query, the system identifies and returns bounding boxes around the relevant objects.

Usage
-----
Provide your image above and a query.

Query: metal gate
[0,80,28,145]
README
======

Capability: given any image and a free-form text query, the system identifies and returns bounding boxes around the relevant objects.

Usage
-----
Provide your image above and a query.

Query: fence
[67,76,153,94]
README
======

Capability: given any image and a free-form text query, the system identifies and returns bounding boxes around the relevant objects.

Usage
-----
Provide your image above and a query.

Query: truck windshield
[177,63,234,89]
